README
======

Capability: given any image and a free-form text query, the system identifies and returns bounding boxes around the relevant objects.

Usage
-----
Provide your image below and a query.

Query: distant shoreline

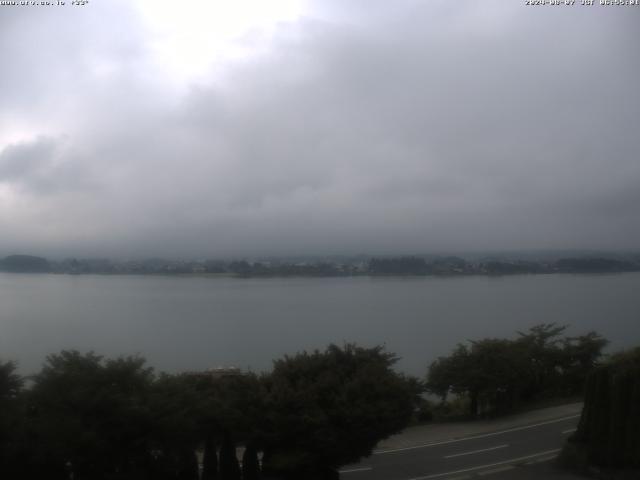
[2,253,639,278]
[2,270,640,280]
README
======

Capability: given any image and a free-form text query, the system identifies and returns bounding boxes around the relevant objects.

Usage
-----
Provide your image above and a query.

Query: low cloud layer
[1,1,639,258]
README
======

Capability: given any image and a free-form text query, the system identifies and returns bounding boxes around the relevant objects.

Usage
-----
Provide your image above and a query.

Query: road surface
[339,412,582,480]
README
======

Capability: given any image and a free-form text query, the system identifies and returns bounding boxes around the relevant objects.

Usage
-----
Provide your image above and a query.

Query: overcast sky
[1,0,638,259]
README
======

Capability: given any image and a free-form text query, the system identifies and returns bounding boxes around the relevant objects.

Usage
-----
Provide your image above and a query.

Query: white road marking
[444,444,509,459]
[406,448,561,480]
[375,414,580,454]
[562,428,577,434]
[339,466,373,474]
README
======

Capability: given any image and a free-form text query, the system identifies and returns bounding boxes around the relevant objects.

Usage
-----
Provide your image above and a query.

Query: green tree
[176,449,199,480]
[427,340,527,417]
[242,442,260,480]
[0,361,22,399]
[26,351,155,478]
[426,344,471,403]
[0,361,24,476]
[261,344,422,479]
[219,432,241,480]
[516,323,568,398]
[427,325,607,418]
[147,373,204,478]
[467,339,528,415]
[201,435,218,480]
[561,332,609,394]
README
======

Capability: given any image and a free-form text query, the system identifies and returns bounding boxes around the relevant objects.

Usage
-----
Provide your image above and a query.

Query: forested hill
[0,255,51,273]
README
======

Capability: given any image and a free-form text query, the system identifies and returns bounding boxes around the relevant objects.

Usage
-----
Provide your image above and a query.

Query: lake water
[1,272,639,376]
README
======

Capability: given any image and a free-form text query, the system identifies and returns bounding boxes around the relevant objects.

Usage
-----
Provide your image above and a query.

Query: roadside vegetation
[0,324,629,479]
[0,345,420,480]
[561,347,640,477]
[424,324,608,419]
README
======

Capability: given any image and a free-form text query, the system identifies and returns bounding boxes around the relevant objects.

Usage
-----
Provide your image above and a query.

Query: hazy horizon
[2,1,639,258]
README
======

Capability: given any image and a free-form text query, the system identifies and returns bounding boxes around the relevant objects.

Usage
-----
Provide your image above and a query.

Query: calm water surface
[1,273,639,375]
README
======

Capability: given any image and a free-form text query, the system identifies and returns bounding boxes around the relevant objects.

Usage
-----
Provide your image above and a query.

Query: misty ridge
[1,252,640,277]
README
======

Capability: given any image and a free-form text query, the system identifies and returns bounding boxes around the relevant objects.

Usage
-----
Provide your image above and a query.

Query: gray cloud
[0,137,56,182]
[0,1,639,258]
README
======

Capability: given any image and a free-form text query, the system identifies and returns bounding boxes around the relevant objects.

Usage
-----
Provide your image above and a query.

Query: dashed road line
[444,444,509,459]
[406,449,561,480]
[339,466,373,474]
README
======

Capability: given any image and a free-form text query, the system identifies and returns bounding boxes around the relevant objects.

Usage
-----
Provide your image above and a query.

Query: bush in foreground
[561,347,640,476]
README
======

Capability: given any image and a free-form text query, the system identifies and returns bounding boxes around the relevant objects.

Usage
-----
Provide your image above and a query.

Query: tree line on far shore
[2,253,640,276]
[0,324,613,479]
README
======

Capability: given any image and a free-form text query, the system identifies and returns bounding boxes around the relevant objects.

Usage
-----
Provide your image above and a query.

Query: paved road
[339,413,582,480]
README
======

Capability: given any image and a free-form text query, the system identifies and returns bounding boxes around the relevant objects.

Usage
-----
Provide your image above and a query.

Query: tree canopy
[426,324,608,417]
[261,344,422,478]
[0,344,421,480]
